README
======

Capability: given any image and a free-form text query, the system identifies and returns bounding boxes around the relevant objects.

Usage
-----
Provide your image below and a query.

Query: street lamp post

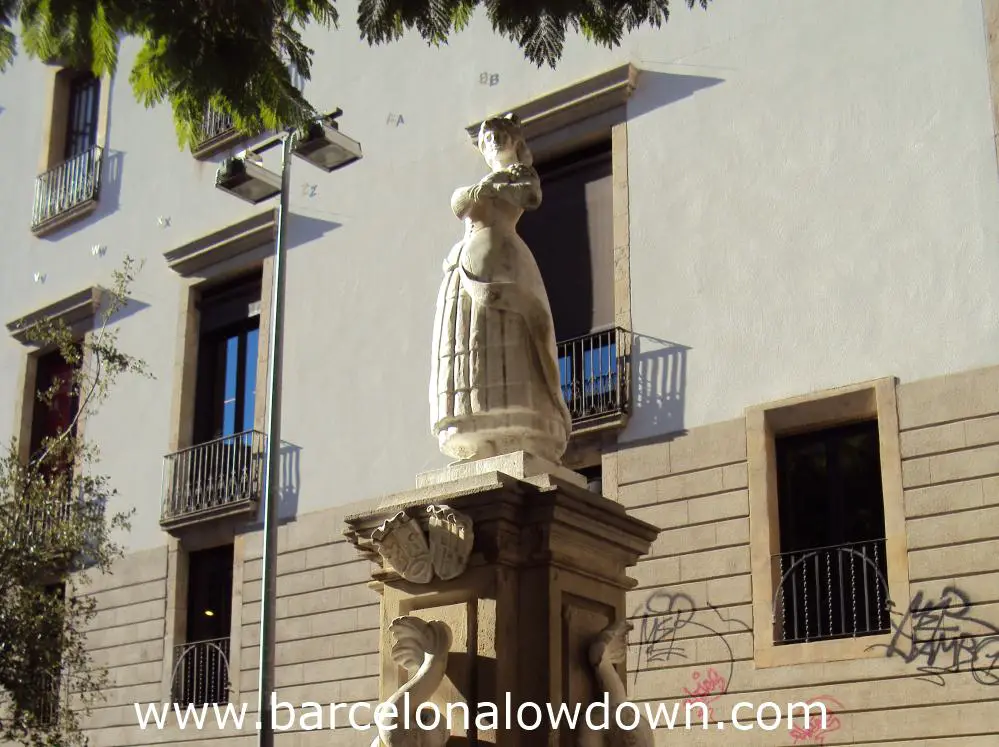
[214,113,361,747]
[255,129,290,747]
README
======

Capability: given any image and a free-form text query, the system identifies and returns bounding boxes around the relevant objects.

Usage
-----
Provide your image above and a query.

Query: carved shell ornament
[427,504,474,581]
[370,505,474,583]
[371,511,434,583]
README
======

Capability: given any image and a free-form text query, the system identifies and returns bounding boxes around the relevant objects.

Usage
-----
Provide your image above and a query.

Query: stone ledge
[163,208,275,276]
[344,472,658,589]
[6,285,103,343]
[30,197,99,237]
[464,62,639,144]
[415,450,587,489]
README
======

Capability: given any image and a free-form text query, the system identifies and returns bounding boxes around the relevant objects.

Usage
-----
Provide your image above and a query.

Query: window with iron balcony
[15,348,101,561]
[191,103,242,159]
[771,421,891,645]
[747,378,910,668]
[160,273,266,531]
[170,544,233,707]
[519,139,631,435]
[32,70,103,235]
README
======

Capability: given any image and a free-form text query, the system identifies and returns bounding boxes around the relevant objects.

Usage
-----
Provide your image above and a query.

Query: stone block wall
[64,364,999,746]
[608,364,999,745]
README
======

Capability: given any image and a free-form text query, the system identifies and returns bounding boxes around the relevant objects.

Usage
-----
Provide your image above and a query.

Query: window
[172,544,233,706]
[772,421,890,644]
[29,349,80,460]
[25,349,81,528]
[747,378,909,667]
[193,278,261,444]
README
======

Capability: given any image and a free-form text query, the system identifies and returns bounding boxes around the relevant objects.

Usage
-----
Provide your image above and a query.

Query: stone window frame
[465,63,639,467]
[6,286,103,463]
[746,377,910,668]
[159,209,277,708]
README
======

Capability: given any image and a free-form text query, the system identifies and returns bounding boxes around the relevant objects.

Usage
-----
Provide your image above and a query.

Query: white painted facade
[1,0,997,554]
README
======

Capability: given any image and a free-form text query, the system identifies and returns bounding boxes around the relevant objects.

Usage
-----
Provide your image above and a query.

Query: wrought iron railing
[161,429,266,523]
[195,105,237,151]
[772,538,891,644]
[556,327,630,425]
[31,145,103,230]
[4,495,103,550]
[13,670,62,726]
[34,671,61,725]
[171,637,231,706]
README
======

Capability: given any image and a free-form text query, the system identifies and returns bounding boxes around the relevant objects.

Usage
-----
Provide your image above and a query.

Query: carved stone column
[344,454,659,747]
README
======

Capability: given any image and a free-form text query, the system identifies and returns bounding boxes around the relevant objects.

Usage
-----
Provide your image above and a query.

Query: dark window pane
[30,350,80,458]
[773,421,889,644]
[519,140,613,340]
[64,73,100,160]
[194,274,262,443]
[776,421,885,551]
[186,544,233,641]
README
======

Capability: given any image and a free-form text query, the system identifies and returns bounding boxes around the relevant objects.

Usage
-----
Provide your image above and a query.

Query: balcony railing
[3,495,103,553]
[10,670,62,726]
[161,429,266,527]
[772,538,891,645]
[31,145,102,232]
[557,326,630,427]
[192,105,239,157]
[171,637,231,706]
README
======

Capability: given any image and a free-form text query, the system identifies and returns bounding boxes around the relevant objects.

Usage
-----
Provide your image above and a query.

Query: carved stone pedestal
[344,459,658,747]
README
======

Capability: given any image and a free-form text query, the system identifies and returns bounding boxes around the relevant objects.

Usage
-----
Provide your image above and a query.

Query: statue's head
[478,113,533,169]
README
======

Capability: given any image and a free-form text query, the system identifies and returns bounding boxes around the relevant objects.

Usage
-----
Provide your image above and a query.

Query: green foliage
[1,0,709,150]
[0,258,149,747]
[356,0,710,65]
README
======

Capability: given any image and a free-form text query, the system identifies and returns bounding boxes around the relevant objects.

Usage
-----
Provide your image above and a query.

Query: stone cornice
[465,62,640,144]
[164,208,276,276]
[6,286,103,344]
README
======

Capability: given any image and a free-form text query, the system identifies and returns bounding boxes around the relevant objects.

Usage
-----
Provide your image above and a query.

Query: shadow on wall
[38,149,126,241]
[103,295,150,327]
[626,333,690,441]
[628,70,724,120]
[244,440,302,530]
[286,213,342,250]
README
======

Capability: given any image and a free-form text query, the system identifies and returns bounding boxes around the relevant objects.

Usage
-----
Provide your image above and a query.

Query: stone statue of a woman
[430,114,572,464]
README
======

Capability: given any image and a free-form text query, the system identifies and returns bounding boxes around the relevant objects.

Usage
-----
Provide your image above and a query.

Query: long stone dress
[430,163,572,463]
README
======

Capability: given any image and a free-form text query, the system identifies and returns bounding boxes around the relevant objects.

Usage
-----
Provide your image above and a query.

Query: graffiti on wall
[869,585,999,686]
[631,590,750,688]
[680,668,727,721]
[788,695,844,745]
